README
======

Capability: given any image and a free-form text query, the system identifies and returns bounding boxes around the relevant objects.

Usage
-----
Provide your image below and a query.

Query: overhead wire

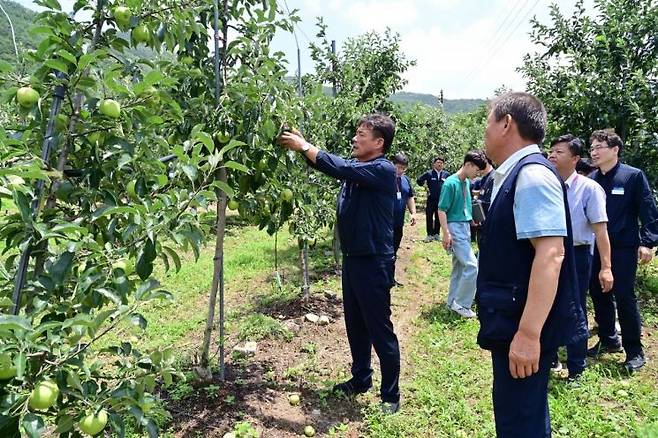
[463,0,543,85]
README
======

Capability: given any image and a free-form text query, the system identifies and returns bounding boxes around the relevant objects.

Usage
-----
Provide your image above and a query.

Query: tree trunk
[200,167,228,376]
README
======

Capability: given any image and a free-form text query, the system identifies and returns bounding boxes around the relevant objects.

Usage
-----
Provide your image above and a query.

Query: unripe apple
[79,409,108,436]
[16,87,39,108]
[28,380,59,410]
[0,353,17,380]
[112,6,131,27]
[282,189,294,202]
[99,99,121,118]
[133,25,151,44]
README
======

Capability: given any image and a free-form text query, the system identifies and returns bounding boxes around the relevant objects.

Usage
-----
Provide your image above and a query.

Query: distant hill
[0,1,40,64]
[390,92,486,114]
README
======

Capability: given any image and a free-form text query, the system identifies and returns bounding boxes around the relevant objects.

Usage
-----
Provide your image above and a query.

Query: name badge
[396,191,402,200]
[611,187,625,195]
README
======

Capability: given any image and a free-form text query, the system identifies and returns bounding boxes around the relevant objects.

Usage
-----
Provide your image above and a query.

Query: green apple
[303,425,315,437]
[29,380,59,410]
[228,199,239,211]
[112,6,131,27]
[112,258,134,276]
[16,87,39,108]
[288,393,300,406]
[282,189,293,202]
[132,25,151,44]
[214,131,231,144]
[0,353,17,380]
[181,56,194,65]
[99,99,121,118]
[79,409,108,436]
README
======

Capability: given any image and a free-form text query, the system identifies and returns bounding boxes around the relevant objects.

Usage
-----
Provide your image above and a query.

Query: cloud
[344,0,420,33]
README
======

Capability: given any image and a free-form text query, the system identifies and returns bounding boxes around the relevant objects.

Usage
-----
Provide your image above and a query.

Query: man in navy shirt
[417,156,450,242]
[587,129,658,372]
[278,114,401,413]
[392,152,417,255]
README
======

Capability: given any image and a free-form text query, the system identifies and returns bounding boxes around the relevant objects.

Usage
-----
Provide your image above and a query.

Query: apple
[0,353,17,380]
[228,199,239,211]
[112,6,131,27]
[132,25,151,44]
[79,409,108,436]
[99,99,121,118]
[16,87,39,108]
[112,258,134,276]
[88,132,103,145]
[256,159,268,171]
[214,131,231,144]
[181,56,194,65]
[288,393,300,406]
[303,425,315,437]
[282,189,293,202]
[29,380,59,410]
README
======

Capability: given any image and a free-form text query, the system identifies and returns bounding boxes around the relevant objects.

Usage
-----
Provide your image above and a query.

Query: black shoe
[380,401,400,414]
[332,380,371,396]
[587,341,623,358]
[567,371,583,385]
[624,355,646,373]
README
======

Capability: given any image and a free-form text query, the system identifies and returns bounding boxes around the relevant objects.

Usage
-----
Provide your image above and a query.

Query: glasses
[589,145,611,153]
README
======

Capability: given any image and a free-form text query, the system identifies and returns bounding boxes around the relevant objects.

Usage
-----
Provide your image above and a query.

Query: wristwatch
[300,142,310,153]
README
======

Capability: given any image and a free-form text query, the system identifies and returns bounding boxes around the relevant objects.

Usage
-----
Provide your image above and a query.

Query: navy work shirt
[394,175,414,228]
[313,151,396,257]
[590,162,658,249]
[416,169,450,199]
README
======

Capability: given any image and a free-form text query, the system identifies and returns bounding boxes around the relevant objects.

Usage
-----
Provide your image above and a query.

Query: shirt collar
[565,171,578,189]
[493,144,541,180]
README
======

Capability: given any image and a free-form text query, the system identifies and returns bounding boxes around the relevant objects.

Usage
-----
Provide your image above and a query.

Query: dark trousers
[564,245,593,374]
[425,196,440,236]
[342,255,400,403]
[589,246,643,357]
[491,347,556,438]
[393,226,404,254]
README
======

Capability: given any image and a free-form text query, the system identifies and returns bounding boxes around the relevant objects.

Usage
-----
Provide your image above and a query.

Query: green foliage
[235,314,292,342]
[0,0,303,435]
[520,0,658,186]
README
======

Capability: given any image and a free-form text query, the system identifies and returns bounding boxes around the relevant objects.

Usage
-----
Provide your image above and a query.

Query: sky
[13,0,595,99]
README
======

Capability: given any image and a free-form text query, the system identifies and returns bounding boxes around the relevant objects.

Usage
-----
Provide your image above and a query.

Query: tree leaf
[21,413,45,438]
[48,251,75,286]
[129,313,147,330]
[0,316,32,331]
[223,161,249,173]
[44,59,69,73]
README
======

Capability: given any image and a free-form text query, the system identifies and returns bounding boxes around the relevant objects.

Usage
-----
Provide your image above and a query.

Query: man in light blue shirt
[548,134,614,380]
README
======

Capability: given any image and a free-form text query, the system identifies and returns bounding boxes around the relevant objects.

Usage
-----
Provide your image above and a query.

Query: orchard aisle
[153,216,658,437]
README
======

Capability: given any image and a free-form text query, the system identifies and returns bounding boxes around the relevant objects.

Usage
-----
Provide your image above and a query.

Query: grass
[87,218,658,437]
[365,237,658,438]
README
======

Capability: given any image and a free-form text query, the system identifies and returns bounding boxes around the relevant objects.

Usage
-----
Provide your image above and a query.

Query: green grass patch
[235,313,293,342]
[365,239,658,437]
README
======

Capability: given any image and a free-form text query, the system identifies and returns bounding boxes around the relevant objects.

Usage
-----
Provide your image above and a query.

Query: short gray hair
[490,92,547,144]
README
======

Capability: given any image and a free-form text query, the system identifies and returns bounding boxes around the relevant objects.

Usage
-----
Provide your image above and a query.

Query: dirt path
[165,219,439,437]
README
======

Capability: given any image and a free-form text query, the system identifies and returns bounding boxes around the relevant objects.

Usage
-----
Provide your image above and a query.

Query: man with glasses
[548,135,614,381]
[587,130,658,372]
